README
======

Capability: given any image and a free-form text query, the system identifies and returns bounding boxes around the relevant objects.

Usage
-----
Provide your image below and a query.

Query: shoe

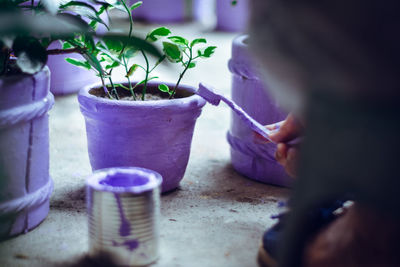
[257,199,351,267]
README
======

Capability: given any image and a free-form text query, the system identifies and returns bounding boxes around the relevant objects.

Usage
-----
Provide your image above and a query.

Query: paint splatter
[114,194,131,236]
[112,239,140,251]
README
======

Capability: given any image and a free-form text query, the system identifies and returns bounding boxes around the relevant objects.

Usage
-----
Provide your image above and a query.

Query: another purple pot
[216,0,249,32]
[227,35,290,187]
[47,4,108,96]
[78,82,206,192]
[131,0,186,23]
[0,66,54,239]
[47,42,99,96]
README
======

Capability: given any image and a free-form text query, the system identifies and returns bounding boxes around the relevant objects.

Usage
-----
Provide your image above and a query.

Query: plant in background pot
[75,0,217,192]
[0,0,158,239]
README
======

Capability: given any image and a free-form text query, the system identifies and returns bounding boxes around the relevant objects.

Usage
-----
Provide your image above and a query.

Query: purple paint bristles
[197,83,221,105]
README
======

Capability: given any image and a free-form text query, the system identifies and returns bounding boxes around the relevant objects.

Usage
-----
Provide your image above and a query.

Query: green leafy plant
[0,0,159,90]
[63,0,217,100]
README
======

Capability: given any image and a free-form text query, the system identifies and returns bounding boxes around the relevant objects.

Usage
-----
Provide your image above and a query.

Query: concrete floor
[0,22,289,267]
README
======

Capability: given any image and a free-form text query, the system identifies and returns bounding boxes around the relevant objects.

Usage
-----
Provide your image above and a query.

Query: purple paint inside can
[87,167,163,194]
[100,173,149,187]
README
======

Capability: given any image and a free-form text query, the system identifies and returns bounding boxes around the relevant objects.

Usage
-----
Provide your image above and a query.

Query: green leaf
[168,36,188,46]
[146,27,171,42]
[130,1,142,10]
[60,1,110,31]
[97,47,122,64]
[103,38,123,53]
[82,51,104,75]
[89,20,98,31]
[186,61,196,69]
[13,37,47,74]
[190,38,206,47]
[105,61,119,69]
[133,76,159,88]
[199,46,217,58]
[62,41,74,49]
[103,0,126,12]
[158,84,170,93]
[102,34,162,58]
[83,34,96,52]
[65,57,91,70]
[126,64,139,77]
[112,83,130,90]
[162,42,182,63]
[231,0,238,6]
[124,47,138,58]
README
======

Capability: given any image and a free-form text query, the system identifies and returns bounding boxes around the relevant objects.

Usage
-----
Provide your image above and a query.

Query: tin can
[86,167,162,266]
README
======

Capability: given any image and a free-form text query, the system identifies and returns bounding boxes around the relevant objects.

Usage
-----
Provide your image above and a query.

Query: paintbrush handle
[219,95,275,142]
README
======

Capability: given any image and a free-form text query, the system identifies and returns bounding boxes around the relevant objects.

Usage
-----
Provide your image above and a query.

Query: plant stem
[170,48,192,99]
[120,0,133,56]
[141,49,150,101]
[122,54,136,100]
[100,75,113,99]
[108,77,119,100]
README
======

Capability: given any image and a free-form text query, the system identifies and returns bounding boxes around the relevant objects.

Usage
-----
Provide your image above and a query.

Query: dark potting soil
[89,85,192,101]
[119,93,164,101]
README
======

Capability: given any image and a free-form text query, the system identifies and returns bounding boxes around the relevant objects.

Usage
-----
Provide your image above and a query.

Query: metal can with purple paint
[86,167,162,266]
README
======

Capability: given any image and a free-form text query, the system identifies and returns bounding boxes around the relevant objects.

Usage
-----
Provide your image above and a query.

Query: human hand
[254,114,303,177]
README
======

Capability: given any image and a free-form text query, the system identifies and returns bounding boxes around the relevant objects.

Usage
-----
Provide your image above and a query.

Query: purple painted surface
[228,35,291,187]
[79,83,205,192]
[131,0,185,23]
[216,0,249,32]
[0,66,54,239]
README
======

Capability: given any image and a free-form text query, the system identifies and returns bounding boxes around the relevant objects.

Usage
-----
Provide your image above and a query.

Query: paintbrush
[197,83,302,145]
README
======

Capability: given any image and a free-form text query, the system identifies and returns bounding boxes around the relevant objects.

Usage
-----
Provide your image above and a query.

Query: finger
[253,131,271,144]
[265,121,283,131]
[270,114,303,143]
[275,143,288,165]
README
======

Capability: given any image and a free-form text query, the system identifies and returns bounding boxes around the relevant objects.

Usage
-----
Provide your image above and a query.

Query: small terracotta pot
[0,66,54,239]
[228,35,291,186]
[78,82,206,192]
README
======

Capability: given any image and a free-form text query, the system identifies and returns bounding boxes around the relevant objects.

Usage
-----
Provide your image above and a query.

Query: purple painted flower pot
[216,0,249,32]
[131,0,186,23]
[227,35,291,187]
[0,66,54,239]
[78,82,206,193]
